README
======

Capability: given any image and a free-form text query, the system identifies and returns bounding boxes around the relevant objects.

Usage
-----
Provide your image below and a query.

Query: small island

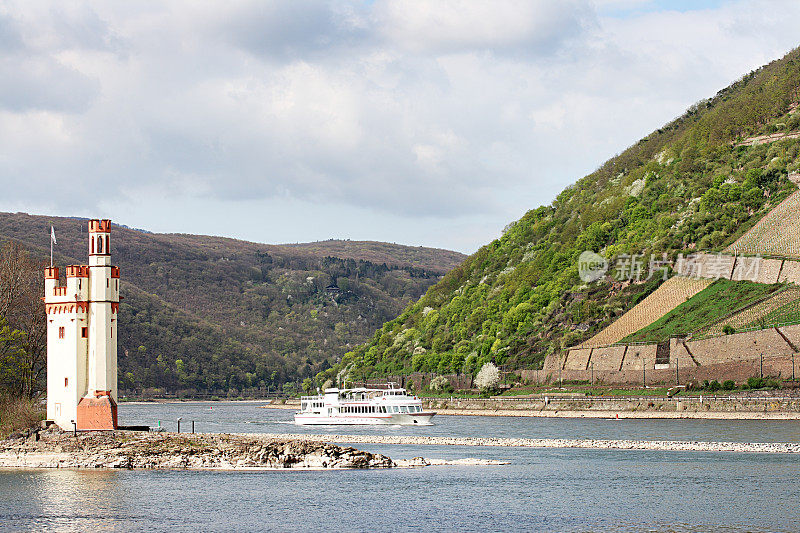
[0,426,396,470]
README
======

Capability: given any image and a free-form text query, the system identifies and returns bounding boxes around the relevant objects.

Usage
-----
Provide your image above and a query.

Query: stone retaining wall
[779,260,800,284]
[539,354,797,386]
[589,345,629,371]
[674,253,800,285]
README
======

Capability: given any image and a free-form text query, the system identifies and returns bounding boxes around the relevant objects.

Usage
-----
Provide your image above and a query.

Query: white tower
[45,219,120,430]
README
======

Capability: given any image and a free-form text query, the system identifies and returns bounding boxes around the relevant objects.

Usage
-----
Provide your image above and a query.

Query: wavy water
[1,401,799,532]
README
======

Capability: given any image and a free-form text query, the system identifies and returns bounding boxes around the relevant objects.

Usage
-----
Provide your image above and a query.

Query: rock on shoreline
[0,427,395,470]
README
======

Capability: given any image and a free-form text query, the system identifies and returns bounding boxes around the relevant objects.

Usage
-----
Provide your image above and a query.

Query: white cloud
[0,0,798,253]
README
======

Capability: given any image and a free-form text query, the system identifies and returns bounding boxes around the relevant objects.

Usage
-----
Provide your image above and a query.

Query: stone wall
[620,344,657,371]
[779,260,800,285]
[674,254,800,285]
[564,348,592,371]
[732,256,783,283]
[777,324,800,350]
[539,354,798,386]
[548,326,800,386]
[682,328,794,366]
[589,345,630,371]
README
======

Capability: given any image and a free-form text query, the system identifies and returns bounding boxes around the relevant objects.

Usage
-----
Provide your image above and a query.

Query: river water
[1,401,799,532]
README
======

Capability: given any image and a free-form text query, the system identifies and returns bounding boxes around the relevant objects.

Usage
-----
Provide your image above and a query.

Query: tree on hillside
[0,242,46,397]
[0,316,29,396]
[474,362,500,392]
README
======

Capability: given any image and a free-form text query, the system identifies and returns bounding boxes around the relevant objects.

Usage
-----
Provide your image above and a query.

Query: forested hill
[0,212,465,396]
[321,47,800,385]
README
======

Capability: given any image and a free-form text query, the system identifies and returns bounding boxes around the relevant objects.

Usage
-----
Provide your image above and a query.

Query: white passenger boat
[295,384,436,425]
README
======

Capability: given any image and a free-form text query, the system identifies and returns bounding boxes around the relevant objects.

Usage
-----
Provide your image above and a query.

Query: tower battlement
[66,265,90,278]
[45,220,120,431]
[88,219,112,233]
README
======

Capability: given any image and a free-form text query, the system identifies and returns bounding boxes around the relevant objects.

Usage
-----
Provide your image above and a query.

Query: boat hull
[294,412,436,426]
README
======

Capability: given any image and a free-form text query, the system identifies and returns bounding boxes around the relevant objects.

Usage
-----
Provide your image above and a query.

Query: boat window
[401,406,408,413]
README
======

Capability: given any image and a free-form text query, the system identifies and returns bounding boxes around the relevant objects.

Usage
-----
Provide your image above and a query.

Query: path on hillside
[735,131,800,147]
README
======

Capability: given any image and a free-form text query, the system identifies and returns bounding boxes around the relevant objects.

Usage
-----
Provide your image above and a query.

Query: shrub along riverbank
[0,395,43,438]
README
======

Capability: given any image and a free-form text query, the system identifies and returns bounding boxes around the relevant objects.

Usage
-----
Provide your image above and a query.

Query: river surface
[1,401,799,532]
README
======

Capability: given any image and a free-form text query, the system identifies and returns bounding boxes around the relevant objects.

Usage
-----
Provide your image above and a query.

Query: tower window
[91,237,95,254]
[65,378,68,387]
[110,327,113,338]
[105,236,109,253]
[81,327,88,338]
[107,279,110,288]
[58,327,64,339]
[97,236,103,254]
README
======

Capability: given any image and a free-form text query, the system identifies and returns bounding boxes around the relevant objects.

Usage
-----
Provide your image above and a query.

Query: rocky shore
[253,432,800,454]
[0,427,396,470]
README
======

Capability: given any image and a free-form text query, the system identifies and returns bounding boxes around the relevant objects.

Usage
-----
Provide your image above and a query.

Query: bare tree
[0,241,46,397]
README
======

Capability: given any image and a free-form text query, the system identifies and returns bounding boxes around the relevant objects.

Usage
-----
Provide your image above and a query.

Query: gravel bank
[0,428,506,470]
[252,432,800,454]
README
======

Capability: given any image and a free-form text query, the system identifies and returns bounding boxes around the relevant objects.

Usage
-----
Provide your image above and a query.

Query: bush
[722,325,736,335]
[707,380,721,392]
[722,380,736,390]
[0,395,44,437]
[429,375,452,393]
[747,377,764,389]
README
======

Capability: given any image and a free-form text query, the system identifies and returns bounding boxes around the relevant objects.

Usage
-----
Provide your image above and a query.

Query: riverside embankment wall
[421,395,800,414]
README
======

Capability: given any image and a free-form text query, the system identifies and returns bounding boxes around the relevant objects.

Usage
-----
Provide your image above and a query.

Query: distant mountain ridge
[0,211,466,396]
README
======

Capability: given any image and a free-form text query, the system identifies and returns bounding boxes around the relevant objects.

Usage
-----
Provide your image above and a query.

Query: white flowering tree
[474,362,500,392]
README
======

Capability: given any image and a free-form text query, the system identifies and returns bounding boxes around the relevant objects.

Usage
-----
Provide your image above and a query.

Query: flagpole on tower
[50,226,57,267]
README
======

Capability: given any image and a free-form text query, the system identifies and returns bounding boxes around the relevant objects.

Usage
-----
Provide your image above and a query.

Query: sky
[0,1,798,254]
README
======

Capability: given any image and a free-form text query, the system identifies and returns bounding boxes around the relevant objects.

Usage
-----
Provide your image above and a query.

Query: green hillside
[0,213,465,396]
[321,47,800,385]
[620,279,781,344]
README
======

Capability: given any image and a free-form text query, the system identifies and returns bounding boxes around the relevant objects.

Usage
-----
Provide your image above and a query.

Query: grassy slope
[0,212,465,394]
[621,279,781,343]
[750,297,800,328]
[320,47,800,385]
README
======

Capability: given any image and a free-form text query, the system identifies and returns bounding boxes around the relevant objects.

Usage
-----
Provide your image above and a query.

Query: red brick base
[76,392,118,430]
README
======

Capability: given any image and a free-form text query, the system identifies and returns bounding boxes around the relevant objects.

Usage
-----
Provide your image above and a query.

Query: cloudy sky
[0,0,798,253]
